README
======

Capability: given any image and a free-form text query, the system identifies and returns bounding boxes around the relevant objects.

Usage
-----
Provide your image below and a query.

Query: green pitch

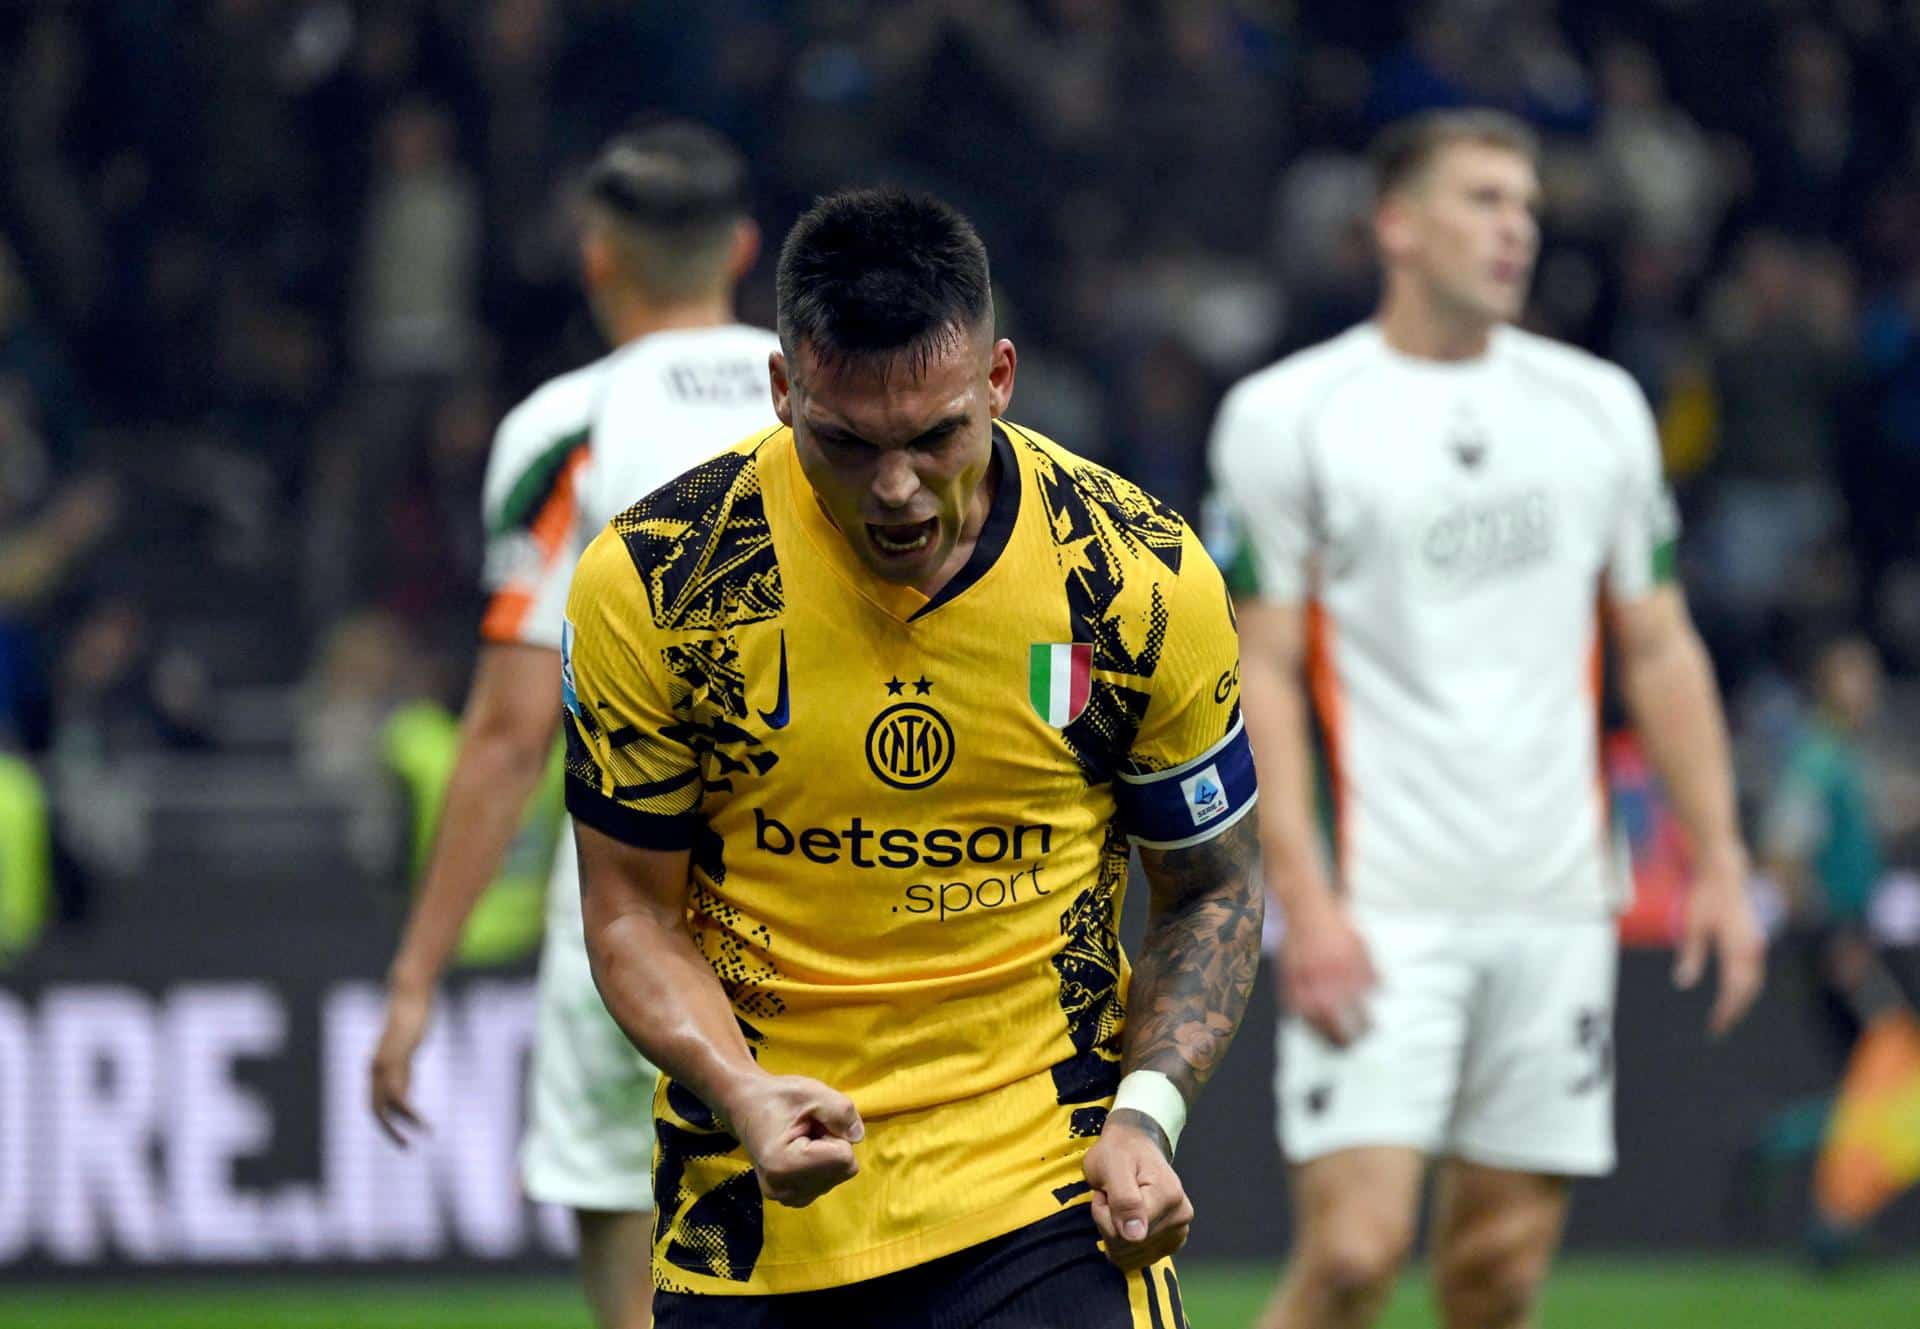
[3,1260,1916,1327]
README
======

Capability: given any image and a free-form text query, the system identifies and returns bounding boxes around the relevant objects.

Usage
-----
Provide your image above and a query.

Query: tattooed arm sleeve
[1124,816,1264,1125]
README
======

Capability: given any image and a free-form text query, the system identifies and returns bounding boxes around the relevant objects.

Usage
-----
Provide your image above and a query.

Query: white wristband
[1111,1070,1188,1154]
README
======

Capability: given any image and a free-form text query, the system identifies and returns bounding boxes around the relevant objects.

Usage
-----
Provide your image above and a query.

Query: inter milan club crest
[866,677,954,790]
[1028,643,1092,727]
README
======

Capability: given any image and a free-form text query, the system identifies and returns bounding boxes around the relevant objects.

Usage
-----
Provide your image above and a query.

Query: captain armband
[1114,717,1257,850]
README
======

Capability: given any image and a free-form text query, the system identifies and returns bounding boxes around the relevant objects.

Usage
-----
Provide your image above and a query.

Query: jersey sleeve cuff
[1116,716,1259,850]
[565,778,702,850]
[480,587,564,649]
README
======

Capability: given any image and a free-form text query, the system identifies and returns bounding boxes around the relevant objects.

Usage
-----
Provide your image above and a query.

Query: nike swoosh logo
[758,630,791,729]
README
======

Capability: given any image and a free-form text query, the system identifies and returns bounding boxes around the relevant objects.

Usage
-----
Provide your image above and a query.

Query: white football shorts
[1277,905,1618,1177]
[520,924,659,1212]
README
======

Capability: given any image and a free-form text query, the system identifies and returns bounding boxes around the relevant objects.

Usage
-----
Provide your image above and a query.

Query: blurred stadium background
[2,0,1919,1324]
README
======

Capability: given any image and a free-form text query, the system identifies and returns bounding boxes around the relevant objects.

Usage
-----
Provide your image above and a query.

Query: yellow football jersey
[562,421,1253,1295]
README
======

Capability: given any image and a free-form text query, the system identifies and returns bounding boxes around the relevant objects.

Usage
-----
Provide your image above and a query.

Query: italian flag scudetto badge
[1029,642,1093,726]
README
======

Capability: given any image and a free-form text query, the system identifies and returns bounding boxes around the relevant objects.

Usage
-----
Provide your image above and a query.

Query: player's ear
[1374,195,1413,264]
[579,220,614,292]
[770,350,794,426]
[987,338,1016,418]
[728,218,761,282]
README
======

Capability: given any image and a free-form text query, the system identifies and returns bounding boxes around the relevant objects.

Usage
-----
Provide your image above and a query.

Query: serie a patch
[560,617,580,717]
[1114,719,1256,849]
[1180,764,1231,827]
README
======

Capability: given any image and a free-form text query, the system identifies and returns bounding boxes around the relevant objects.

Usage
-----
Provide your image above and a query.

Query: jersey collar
[783,424,1022,624]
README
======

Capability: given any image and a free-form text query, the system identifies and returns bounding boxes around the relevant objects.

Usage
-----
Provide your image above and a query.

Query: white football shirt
[478,322,780,932]
[584,323,781,532]
[1209,323,1678,917]
[479,355,614,650]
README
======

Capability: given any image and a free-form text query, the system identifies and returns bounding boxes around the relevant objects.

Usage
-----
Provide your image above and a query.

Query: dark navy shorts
[652,1205,1190,1329]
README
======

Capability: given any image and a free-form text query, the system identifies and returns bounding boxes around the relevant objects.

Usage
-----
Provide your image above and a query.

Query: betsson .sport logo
[753,809,1056,922]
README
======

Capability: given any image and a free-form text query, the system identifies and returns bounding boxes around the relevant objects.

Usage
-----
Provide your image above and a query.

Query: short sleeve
[1115,528,1258,849]
[561,528,703,849]
[1602,372,1681,603]
[479,401,592,650]
[1206,379,1313,604]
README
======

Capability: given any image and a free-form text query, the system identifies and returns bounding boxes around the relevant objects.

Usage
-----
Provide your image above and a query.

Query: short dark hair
[1371,109,1539,201]
[581,121,749,300]
[775,188,993,374]
[584,119,749,231]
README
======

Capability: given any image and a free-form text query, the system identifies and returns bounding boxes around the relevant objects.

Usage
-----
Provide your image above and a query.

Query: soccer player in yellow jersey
[562,188,1264,1325]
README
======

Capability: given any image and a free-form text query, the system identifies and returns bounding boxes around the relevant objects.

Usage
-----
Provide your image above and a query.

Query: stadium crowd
[0,0,1917,936]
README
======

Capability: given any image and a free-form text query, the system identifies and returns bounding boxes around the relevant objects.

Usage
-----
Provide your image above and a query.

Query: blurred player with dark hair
[563,186,1262,1326]
[1210,109,1765,1329]
[370,121,776,1329]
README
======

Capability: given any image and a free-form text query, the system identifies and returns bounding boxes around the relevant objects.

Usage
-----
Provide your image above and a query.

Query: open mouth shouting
[868,517,937,559]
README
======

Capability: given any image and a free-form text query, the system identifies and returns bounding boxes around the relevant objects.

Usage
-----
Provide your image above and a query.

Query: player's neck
[600,291,736,348]
[1375,293,1498,363]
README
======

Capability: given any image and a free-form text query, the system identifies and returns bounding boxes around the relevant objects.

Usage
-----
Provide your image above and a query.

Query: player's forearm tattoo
[1128,816,1264,1105]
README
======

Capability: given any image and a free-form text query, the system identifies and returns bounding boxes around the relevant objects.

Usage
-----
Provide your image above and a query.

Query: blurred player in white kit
[368,121,778,1329]
[1209,109,1766,1329]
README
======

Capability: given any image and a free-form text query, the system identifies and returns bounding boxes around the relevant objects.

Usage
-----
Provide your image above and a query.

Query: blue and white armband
[1114,716,1258,850]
